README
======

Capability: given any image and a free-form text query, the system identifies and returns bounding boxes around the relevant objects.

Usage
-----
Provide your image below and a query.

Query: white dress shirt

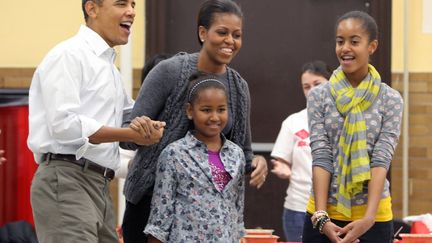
[28,25,134,170]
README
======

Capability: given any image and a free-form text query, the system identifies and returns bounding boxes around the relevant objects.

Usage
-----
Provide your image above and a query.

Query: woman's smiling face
[199,13,243,67]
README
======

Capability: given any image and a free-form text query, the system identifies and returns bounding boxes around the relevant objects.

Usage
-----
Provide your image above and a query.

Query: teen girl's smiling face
[335,18,377,86]
[187,88,228,144]
[199,13,243,72]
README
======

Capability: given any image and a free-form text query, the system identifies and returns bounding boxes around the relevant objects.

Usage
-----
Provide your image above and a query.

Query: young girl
[144,73,246,243]
[303,11,403,243]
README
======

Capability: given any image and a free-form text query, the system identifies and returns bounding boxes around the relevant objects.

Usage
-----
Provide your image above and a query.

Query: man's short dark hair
[82,0,104,21]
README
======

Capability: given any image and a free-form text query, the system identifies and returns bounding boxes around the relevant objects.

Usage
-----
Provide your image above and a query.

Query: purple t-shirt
[208,150,232,191]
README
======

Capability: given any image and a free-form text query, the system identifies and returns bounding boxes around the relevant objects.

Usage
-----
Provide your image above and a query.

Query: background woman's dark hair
[301,60,332,80]
[141,53,172,83]
[196,0,243,45]
[335,10,378,42]
[187,71,227,104]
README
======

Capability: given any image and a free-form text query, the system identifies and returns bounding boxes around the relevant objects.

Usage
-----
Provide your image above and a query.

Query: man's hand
[130,116,152,136]
[130,116,166,145]
[249,155,268,189]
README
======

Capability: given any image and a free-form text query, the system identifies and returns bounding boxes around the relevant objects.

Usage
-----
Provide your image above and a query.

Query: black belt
[43,153,115,180]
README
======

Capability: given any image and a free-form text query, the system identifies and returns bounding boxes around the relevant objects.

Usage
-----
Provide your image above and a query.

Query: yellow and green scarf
[330,64,381,218]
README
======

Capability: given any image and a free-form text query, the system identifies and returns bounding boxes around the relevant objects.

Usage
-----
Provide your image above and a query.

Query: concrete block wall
[391,73,432,218]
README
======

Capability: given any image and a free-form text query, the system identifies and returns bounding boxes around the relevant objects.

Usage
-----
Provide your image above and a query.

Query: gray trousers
[30,159,118,243]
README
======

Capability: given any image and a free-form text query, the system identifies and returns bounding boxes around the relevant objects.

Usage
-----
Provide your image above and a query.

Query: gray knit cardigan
[121,52,253,204]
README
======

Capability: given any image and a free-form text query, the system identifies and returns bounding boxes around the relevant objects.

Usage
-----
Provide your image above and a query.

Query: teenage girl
[302,11,403,243]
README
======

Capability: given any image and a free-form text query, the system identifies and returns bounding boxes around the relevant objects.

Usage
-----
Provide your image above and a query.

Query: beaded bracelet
[312,214,324,228]
[315,215,327,229]
[318,217,330,234]
[311,210,329,228]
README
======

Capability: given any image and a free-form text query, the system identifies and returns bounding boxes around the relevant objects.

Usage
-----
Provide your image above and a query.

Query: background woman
[271,60,331,242]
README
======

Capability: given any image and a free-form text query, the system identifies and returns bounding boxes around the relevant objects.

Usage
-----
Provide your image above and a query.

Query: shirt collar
[78,25,115,58]
[184,130,228,150]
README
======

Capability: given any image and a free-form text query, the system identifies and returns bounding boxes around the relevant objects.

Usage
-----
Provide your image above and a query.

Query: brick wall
[0,67,142,93]
[0,68,33,88]
[391,73,432,218]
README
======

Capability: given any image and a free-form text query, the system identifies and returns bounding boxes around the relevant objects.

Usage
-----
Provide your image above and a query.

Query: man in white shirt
[27,1,164,242]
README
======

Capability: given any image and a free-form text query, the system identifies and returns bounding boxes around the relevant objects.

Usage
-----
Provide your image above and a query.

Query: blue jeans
[302,213,394,243]
[282,208,306,242]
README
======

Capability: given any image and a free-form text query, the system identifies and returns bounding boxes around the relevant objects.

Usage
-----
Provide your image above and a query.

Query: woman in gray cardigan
[120,0,268,242]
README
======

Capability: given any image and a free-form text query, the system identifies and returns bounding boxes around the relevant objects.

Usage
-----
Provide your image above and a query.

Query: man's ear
[85,0,99,20]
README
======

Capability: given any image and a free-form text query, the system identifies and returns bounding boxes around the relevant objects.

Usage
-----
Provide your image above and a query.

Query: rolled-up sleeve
[307,88,334,174]
[236,159,246,238]
[144,148,178,242]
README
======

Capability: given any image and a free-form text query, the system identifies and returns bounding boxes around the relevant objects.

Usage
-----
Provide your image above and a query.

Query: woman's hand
[270,159,291,179]
[249,155,268,189]
[338,217,374,243]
